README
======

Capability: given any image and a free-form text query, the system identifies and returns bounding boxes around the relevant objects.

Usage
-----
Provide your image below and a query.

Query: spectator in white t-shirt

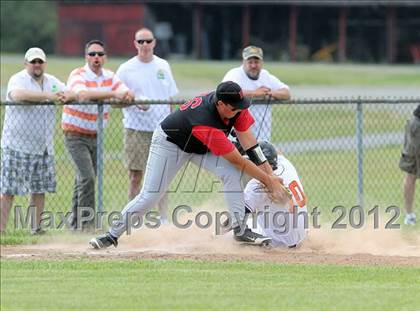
[116,28,178,222]
[0,47,76,234]
[222,46,290,141]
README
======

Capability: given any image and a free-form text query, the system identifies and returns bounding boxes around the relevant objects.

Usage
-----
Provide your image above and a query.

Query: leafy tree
[1,1,58,53]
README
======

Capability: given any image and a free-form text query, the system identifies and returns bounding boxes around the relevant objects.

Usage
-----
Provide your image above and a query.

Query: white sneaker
[404,213,417,225]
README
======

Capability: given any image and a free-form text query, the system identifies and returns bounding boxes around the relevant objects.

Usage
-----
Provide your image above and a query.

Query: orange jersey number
[288,180,307,208]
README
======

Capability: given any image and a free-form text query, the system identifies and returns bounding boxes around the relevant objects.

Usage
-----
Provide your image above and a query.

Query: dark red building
[57,2,145,56]
[56,1,420,63]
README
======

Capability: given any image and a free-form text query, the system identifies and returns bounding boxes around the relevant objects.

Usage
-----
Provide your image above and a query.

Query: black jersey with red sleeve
[161,92,254,155]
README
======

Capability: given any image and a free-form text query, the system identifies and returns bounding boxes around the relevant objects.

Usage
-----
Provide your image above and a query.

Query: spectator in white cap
[0,47,77,234]
[222,45,291,141]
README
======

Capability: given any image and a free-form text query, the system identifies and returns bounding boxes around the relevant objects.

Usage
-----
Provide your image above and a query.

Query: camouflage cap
[242,45,263,60]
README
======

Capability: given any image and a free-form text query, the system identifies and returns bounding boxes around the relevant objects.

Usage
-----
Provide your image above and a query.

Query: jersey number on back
[180,97,203,111]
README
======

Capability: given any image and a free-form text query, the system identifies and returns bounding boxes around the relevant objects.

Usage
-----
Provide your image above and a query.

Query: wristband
[245,144,267,166]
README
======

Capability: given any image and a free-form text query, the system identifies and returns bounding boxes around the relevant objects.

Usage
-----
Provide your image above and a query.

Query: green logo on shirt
[52,85,58,93]
[157,69,165,80]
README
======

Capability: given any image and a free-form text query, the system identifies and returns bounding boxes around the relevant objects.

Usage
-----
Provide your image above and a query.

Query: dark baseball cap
[216,81,251,109]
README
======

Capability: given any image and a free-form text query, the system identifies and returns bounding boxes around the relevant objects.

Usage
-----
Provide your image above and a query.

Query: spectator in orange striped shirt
[62,39,134,231]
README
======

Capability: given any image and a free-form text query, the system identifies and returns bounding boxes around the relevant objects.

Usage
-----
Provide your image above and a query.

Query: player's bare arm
[235,128,273,174]
[222,148,288,202]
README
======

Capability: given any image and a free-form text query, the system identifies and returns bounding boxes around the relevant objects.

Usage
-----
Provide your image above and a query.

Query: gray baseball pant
[109,126,245,237]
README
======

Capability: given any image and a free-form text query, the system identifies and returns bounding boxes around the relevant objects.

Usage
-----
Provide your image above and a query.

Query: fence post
[356,98,364,207]
[97,104,104,214]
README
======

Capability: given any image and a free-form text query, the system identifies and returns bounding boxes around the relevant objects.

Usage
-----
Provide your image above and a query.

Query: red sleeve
[234,109,255,132]
[191,126,235,156]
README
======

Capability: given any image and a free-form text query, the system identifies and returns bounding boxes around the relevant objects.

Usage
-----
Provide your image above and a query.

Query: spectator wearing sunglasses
[222,46,291,141]
[62,39,134,231]
[116,28,178,223]
[1,47,77,234]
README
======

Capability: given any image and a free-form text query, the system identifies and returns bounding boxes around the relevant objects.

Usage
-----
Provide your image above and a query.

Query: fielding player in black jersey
[90,81,289,249]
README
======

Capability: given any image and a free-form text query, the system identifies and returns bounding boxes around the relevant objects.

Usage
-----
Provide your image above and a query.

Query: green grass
[0,230,40,245]
[171,61,420,88]
[272,104,407,142]
[1,259,419,311]
[0,230,93,245]
[2,55,420,97]
[290,144,407,224]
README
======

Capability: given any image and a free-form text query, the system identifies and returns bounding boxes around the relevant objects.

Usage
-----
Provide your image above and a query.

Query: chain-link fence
[1,98,419,229]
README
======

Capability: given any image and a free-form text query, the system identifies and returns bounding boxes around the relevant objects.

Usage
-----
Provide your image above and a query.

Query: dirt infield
[1,225,420,267]
[2,245,420,267]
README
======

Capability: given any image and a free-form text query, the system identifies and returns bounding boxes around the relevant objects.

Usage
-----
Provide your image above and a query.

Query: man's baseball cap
[24,47,46,62]
[242,45,263,60]
[216,81,250,110]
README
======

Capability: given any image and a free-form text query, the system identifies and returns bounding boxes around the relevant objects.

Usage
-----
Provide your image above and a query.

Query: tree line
[1,1,58,53]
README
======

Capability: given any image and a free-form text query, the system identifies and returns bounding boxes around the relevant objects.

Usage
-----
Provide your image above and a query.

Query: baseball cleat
[233,226,271,246]
[89,232,118,249]
[404,213,416,226]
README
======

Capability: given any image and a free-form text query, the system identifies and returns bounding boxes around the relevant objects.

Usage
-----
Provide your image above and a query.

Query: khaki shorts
[123,129,153,171]
[399,116,420,178]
